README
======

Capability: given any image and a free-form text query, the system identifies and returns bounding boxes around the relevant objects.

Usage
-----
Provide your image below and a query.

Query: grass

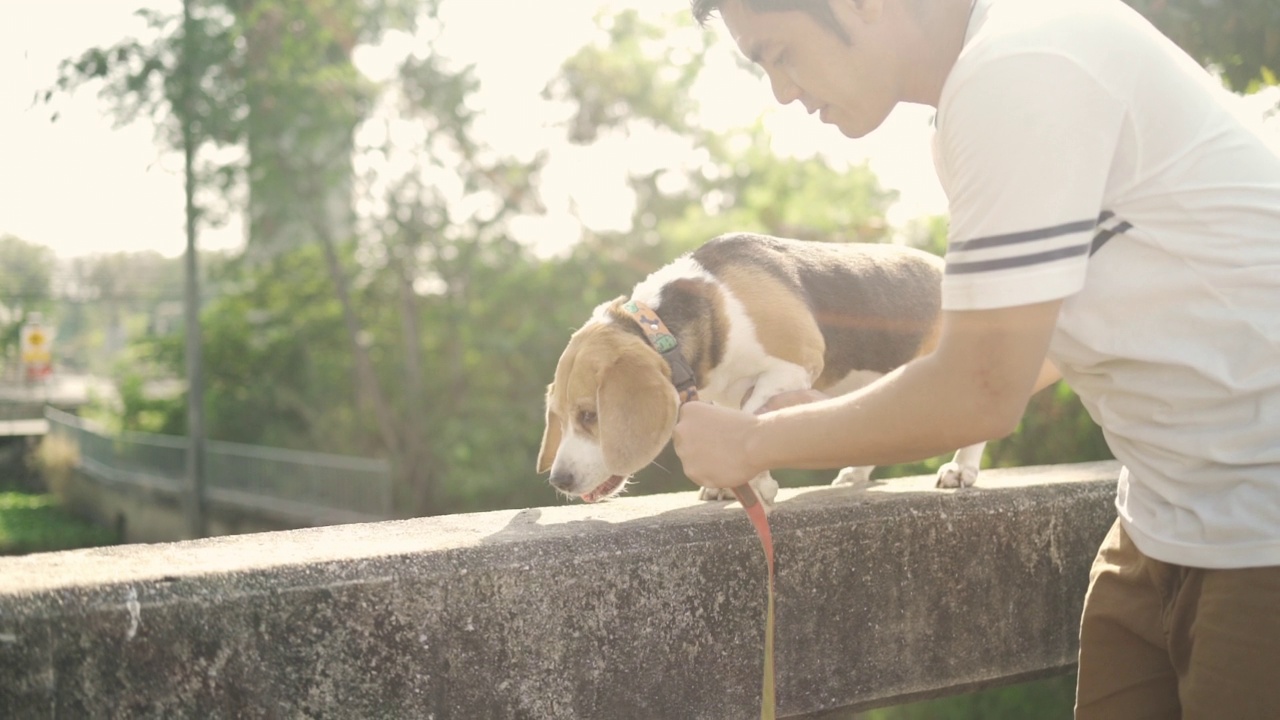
[0,491,117,556]
[858,675,1077,720]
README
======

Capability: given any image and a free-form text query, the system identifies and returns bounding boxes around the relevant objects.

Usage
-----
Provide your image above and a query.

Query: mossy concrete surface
[0,461,1119,719]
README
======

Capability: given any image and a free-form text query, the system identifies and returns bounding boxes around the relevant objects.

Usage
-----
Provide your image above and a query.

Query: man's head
[691,0,970,138]
[692,0,851,43]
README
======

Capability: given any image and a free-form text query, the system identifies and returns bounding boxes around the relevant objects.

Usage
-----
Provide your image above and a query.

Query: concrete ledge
[0,461,1120,718]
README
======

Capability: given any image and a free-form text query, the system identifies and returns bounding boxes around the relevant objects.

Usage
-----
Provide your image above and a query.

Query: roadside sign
[20,319,53,381]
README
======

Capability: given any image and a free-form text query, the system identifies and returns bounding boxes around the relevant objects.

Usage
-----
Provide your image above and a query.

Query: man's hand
[672,401,766,490]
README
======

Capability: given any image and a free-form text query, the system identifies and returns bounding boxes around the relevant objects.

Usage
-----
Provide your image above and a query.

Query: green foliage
[0,235,57,365]
[863,380,1113,485]
[987,381,1113,469]
[1125,0,1280,92]
[0,235,56,311]
[45,0,419,248]
[551,10,897,257]
[0,492,117,556]
[409,244,641,511]
[141,246,359,448]
[544,9,713,141]
[861,674,1077,720]
[130,230,668,513]
[45,0,549,515]
[56,251,191,375]
[110,364,185,436]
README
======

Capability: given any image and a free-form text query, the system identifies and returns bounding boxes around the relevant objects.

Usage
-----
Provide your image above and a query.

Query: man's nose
[767,68,801,106]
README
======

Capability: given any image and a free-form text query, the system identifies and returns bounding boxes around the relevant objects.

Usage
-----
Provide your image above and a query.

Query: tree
[1126,0,1280,92]
[44,1,417,242]
[546,9,898,253]
[45,0,439,512]
[48,0,560,515]
[0,236,55,318]
[0,236,56,373]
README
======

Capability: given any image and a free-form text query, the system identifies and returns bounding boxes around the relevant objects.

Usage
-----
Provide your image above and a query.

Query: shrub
[0,492,116,556]
[31,432,79,499]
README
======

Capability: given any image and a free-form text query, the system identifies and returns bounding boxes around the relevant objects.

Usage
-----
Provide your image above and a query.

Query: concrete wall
[0,461,1120,719]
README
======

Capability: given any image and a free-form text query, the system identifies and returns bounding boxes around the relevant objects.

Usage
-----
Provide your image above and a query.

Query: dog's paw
[750,472,779,507]
[832,465,873,489]
[936,462,979,489]
[698,486,734,502]
[697,473,778,509]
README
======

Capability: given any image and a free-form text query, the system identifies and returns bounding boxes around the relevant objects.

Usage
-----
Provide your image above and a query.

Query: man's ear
[597,356,679,476]
[536,383,562,474]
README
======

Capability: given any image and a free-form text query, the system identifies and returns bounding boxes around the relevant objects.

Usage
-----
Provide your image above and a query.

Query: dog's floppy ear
[536,383,562,474]
[597,354,679,476]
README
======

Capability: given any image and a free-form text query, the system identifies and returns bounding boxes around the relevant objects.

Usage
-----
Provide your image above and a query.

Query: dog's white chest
[700,349,814,414]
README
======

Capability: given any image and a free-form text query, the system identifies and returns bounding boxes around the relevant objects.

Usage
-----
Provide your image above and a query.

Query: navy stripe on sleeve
[1090,221,1132,256]
[946,243,1092,275]
[948,218,1098,253]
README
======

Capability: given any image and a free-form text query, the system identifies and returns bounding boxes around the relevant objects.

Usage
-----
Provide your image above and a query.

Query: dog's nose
[549,469,576,492]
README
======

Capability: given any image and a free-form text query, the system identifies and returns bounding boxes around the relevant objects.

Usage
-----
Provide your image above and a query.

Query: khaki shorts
[1075,518,1280,719]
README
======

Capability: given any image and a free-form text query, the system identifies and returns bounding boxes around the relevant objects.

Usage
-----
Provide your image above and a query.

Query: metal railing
[44,406,394,524]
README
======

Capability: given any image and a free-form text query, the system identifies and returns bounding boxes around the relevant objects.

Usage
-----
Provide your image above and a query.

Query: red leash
[730,483,777,720]
[621,300,777,719]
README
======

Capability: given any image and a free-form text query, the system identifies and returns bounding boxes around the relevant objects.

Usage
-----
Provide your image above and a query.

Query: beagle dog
[537,232,988,504]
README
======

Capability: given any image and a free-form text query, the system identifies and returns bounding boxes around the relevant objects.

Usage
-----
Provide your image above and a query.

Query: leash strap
[732,484,776,720]
[620,299,777,720]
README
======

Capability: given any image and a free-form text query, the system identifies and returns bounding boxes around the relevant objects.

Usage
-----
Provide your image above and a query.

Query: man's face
[720,0,901,139]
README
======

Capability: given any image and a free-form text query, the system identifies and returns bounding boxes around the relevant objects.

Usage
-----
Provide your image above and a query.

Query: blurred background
[0,1,1276,715]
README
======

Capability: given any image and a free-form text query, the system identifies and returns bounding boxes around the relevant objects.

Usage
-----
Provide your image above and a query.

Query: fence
[44,406,393,524]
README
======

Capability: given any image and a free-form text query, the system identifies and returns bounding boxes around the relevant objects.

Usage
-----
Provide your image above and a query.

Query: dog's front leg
[698,472,779,508]
[936,441,987,488]
[832,465,875,489]
[695,369,807,507]
[738,366,813,416]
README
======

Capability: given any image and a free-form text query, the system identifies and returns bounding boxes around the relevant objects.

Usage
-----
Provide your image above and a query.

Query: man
[673,0,1280,717]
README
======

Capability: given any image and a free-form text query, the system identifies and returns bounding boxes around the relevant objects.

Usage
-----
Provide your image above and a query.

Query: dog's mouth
[581,475,626,503]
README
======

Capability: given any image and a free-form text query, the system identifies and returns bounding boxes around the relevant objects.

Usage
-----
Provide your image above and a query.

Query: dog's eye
[578,410,597,427]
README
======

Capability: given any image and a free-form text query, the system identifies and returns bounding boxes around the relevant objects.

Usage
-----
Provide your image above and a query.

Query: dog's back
[691,233,944,391]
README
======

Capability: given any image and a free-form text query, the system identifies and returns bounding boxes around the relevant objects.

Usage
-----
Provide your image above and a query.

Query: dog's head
[537,318,679,502]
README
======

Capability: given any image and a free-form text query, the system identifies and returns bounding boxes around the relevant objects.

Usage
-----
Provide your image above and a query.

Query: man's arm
[672,299,1063,488]
[754,358,1060,414]
[1033,357,1063,394]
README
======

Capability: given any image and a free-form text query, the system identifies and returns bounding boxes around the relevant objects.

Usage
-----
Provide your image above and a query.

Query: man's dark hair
[690,0,851,43]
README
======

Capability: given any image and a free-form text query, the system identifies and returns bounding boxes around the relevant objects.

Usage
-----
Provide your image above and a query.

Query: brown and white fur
[537,233,987,505]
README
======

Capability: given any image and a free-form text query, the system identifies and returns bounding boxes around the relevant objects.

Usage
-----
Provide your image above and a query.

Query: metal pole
[182,0,207,538]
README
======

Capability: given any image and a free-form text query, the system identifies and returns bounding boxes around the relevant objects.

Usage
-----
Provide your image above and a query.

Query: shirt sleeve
[935,51,1127,311]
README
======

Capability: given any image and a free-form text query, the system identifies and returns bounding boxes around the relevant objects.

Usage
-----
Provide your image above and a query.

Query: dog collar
[619,300,700,404]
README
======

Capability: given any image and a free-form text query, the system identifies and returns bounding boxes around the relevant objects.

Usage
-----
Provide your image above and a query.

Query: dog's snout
[549,469,576,492]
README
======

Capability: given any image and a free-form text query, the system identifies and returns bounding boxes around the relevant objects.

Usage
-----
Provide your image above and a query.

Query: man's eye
[578,410,597,426]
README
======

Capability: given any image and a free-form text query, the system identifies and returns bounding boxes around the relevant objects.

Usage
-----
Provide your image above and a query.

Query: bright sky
[4,2,1275,261]
[0,1,949,260]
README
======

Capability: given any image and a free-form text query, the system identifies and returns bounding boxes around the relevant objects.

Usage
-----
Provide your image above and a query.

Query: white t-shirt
[934,0,1280,568]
